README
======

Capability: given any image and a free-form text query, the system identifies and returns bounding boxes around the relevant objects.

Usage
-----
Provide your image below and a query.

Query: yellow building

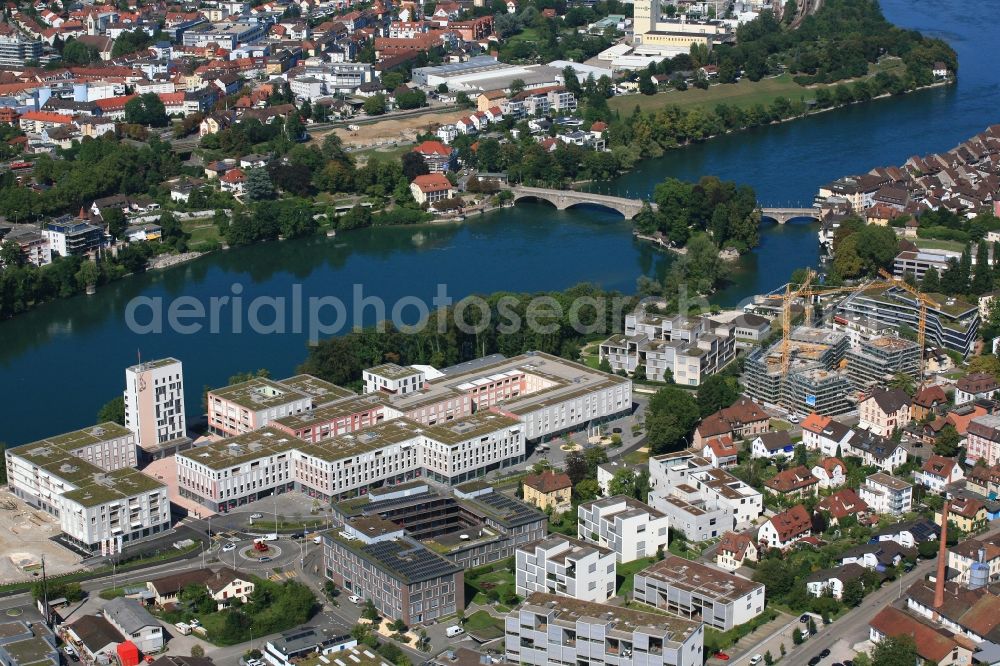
[522,471,572,513]
[936,497,988,533]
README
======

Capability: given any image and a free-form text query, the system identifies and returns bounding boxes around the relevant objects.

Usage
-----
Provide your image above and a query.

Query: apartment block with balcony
[859,472,913,516]
[515,535,616,602]
[124,357,187,455]
[577,496,669,563]
[632,556,766,631]
[504,593,704,666]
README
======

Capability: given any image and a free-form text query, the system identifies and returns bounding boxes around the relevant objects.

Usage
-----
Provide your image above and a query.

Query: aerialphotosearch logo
[123,283,692,344]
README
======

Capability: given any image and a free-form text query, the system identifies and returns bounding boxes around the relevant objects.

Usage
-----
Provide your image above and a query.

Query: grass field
[610,74,818,114]
[913,238,966,252]
[463,611,505,640]
[352,142,412,164]
[616,556,656,596]
[182,217,220,246]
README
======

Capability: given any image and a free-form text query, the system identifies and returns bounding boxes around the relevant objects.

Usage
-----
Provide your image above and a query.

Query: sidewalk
[727,611,805,665]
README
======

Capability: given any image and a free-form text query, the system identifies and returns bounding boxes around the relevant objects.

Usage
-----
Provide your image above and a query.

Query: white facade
[577,496,670,563]
[124,358,186,452]
[859,473,913,515]
[515,535,617,602]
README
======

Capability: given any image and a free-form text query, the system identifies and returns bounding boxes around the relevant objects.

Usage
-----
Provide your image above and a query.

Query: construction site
[741,268,944,415]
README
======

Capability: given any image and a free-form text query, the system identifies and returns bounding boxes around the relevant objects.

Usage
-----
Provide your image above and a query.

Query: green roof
[366,363,422,380]
[3,635,57,666]
[60,467,165,507]
[295,419,422,462]
[13,422,132,456]
[177,427,299,470]
[209,378,309,410]
[272,394,390,431]
[277,374,355,404]
[418,411,520,445]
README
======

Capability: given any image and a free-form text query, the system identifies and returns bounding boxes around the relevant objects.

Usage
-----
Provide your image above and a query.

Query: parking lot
[0,490,82,581]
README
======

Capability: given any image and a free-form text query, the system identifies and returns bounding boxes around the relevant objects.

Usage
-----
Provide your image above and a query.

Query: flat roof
[366,363,422,380]
[277,374,355,405]
[126,357,180,372]
[328,532,461,584]
[209,377,309,410]
[419,411,520,445]
[635,556,763,602]
[178,427,299,470]
[295,419,422,463]
[61,467,164,507]
[12,422,132,456]
[272,393,391,430]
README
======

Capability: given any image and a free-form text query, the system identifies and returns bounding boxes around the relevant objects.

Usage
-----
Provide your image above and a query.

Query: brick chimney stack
[934,500,950,610]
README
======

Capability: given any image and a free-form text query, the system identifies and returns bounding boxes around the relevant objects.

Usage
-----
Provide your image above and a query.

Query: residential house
[515,535,616,602]
[693,397,769,447]
[204,568,255,610]
[703,436,738,468]
[947,534,1000,586]
[103,597,163,654]
[67,616,122,664]
[872,519,940,549]
[577,495,670,563]
[841,541,914,571]
[805,563,867,599]
[409,173,455,205]
[869,606,973,666]
[846,431,908,472]
[937,496,987,533]
[917,455,965,493]
[812,457,847,489]
[859,388,911,437]
[956,373,999,405]
[411,140,456,173]
[966,462,1000,497]
[817,488,869,527]
[521,471,572,514]
[801,414,855,457]
[966,415,1000,466]
[715,531,757,571]
[751,431,794,460]
[757,504,811,551]
[764,465,819,498]
[912,385,948,421]
[219,167,246,194]
[860,473,913,516]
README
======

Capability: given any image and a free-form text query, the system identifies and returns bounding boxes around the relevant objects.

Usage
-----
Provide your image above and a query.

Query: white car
[250,512,264,519]
[788,414,800,424]
[222,542,236,552]
[749,656,763,666]
[348,595,362,604]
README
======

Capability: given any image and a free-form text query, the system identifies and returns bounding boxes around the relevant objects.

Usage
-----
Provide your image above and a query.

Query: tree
[62,38,97,65]
[792,628,804,645]
[645,386,700,454]
[510,78,527,95]
[935,424,962,457]
[191,645,205,658]
[363,94,387,116]
[921,265,941,293]
[401,152,429,181]
[763,651,774,666]
[362,599,380,622]
[574,479,600,502]
[245,168,275,201]
[697,375,738,417]
[842,579,864,607]
[124,93,169,127]
[97,396,126,425]
[972,240,994,294]
[638,74,657,95]
[565,450,588,485]
[103,207,127,240]
[870,634,918,666]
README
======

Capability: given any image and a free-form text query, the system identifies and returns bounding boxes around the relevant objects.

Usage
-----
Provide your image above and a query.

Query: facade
[955,373,1000,405]
[599,308,736,386]
[845,431,908,472]
[805,564,866,600]
[812,457,847,489]
[966,414,1000,466]
[693,397,769,448]
[750,431,794,460]
[846,336,920,390]
[577,496,670,563]
[757,504,811,550]
[505,593,705,666]
[6,423,168,553]
[916,455,965,492]
[860,473,913,516]
[43,218,107,257]
[0,34,42,67]
[763,466,819,498]
[410,173,455,205]
[103,598,163,653]
[207,377,314,436]
[521,471,572,513]
[858,388,911,437]
[124,358,186,454]
[836,287,979,357]
[936,496,988,532]
[515,535,616,602]
[411,140,456,173]
[632,556,765,631]
[715,531,758,571]
[322,518,464,625]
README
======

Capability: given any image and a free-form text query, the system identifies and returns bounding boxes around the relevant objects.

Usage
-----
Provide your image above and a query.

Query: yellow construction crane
[780,269,815,376]
[765,268,938,386]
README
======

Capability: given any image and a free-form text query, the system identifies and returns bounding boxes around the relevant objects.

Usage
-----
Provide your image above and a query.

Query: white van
[446,625,465,638]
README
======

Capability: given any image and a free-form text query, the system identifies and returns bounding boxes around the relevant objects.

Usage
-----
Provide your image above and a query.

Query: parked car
[446,625,465,638]
[348,595,362,604]
[713,653,729,660]
[749,656,763,665]
[808,657,821,666]
[799,614,810,623]
[820,649,831,658]
[313,535,323,544]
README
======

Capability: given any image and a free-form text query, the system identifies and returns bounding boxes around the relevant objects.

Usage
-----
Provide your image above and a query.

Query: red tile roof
[220,168,246,183]
[764,466,818,493]
[411,173,452,193]
[20,111,73,124]
[412,140,452,157]
[818,488,868,520]
[717,531,754,560]
[523,470,572,494]
[870,606,960,663]
[768,504,811,542]
[921,454,958,479]
[801,412,830,434]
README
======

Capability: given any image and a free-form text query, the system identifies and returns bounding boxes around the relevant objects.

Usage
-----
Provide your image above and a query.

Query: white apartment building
[633,556,766,631]
[506,593,704,666]
[577,496,670,563]
[515,535,617,602]
[6,425,168,553]
[176,427,297,513]
[124,357,186,454]
[859,473,913,516]
[364,363,427,395]
[180,413,526,511]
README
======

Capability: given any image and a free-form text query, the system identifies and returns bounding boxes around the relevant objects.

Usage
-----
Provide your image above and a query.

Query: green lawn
[616,556,657,596]
[353,143,413,164]
[913,238,966,252]
[622,449,649,466]
[610,74,816,114]
[463,610,505,640]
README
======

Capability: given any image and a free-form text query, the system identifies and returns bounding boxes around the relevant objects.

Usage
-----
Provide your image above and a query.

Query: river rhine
[0,0,994,444]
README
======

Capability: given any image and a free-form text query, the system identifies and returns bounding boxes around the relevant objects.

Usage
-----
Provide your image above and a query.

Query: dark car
[259,556,272,562]
[612,427,623,434]
[808,657,821,666]
[291,533,304,539]
[820,649,831,658]
[800,614,810,623]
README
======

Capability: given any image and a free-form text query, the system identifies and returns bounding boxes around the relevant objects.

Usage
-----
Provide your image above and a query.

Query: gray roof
[104,597,158,634]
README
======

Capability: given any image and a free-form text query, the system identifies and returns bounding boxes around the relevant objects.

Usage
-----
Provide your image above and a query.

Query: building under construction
[742,327,854,415]
[846,335,920,390]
